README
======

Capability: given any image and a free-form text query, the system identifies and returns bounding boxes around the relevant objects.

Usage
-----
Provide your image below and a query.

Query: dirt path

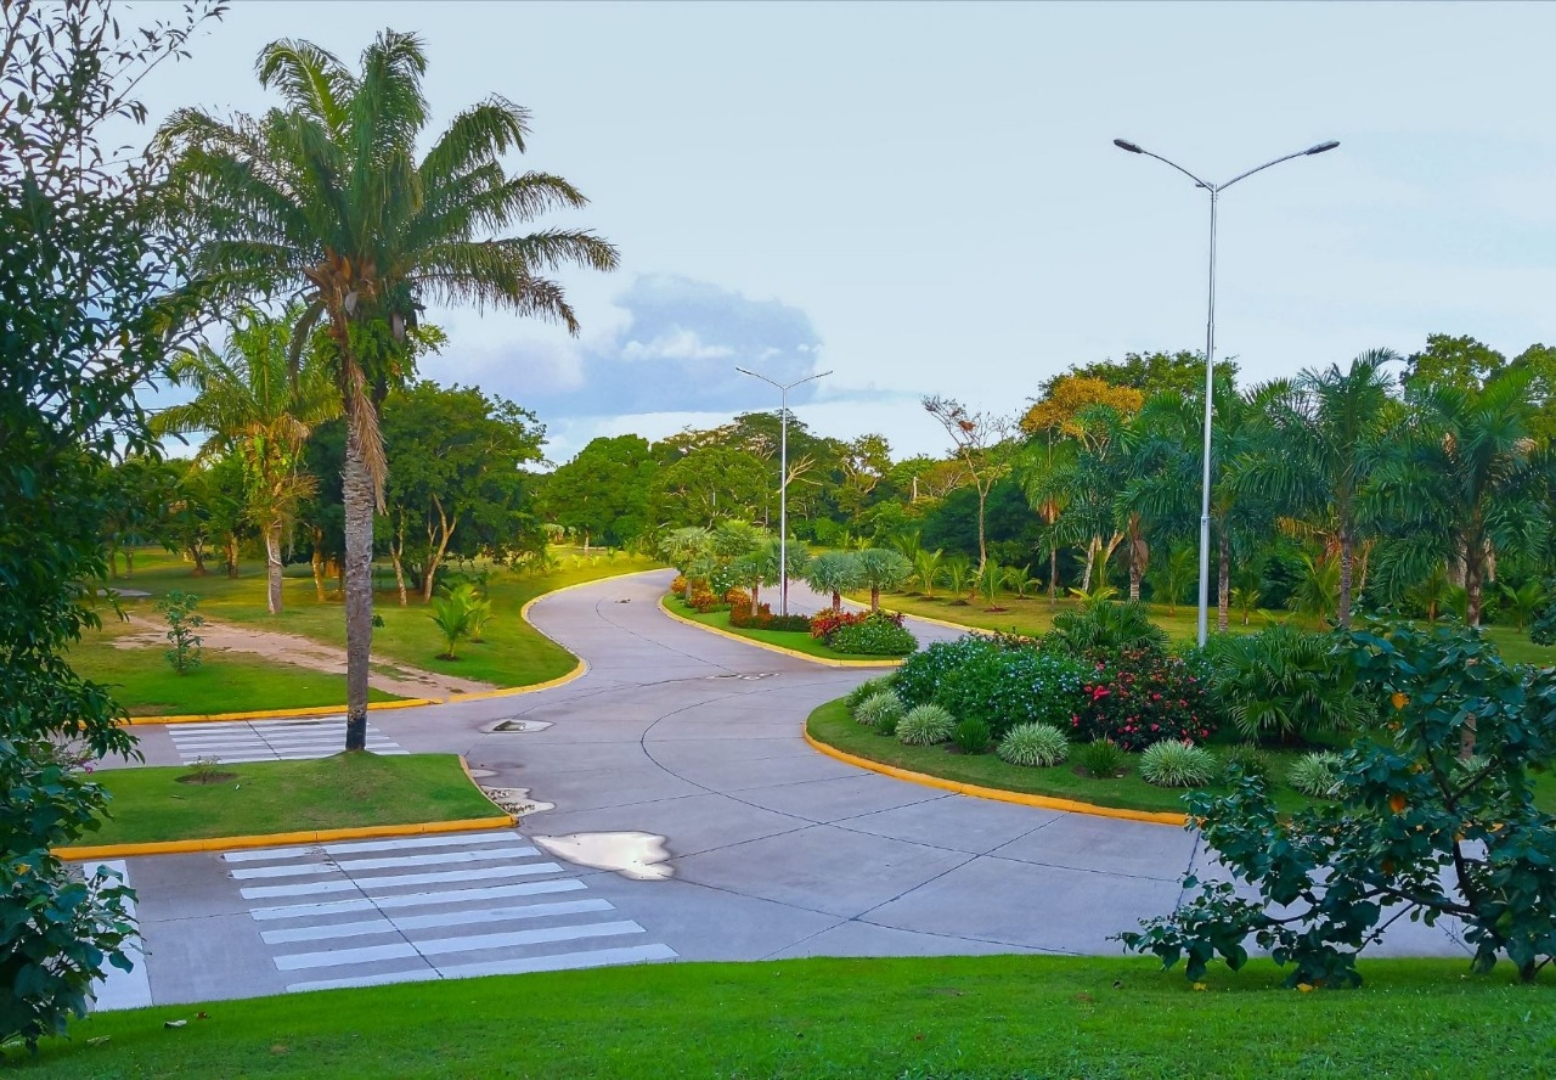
[116,615,497,700]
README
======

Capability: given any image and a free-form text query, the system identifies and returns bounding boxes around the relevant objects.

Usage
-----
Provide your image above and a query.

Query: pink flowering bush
[1069,648,1216,751]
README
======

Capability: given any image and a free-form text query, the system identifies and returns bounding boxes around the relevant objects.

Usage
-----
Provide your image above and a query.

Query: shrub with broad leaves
[828,611,915,656]
[1070,649,1214,751]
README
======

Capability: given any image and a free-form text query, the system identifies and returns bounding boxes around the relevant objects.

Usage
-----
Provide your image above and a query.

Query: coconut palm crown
[157,30,619,749]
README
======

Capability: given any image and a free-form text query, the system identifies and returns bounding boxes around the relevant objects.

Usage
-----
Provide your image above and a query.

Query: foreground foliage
[1122,622,1556,986]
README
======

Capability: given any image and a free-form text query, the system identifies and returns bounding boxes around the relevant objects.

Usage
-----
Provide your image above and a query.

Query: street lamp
[735,366,832,616]
[1113,136,1338,647]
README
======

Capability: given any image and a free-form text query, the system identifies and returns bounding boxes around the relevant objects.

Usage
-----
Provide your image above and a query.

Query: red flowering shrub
[689,586,719,613]
[729,602,770,628]
[1069,648,1215,751]
[724,587,751,608]
[810,609,868,640]
[670,575,688,595]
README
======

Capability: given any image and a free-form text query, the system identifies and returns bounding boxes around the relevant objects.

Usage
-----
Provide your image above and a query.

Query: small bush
[1078,737,1125,779]
[932,640,1088,738]
[1139,740,1218,788]
[670,574,688,595]
[723,587,751,608]
[1208,624,1371,741]
[156,590,204,674]
[898,704,956,746]
[845,676,894,711]
[1071,648,1215,751]
[829,612,916,656]
[767,613,813,633]
[810,609,868,640]
[1287,751,1345,797]
[876,712,900,737]
[1220,743,1272,785]
[997,723,1069,768]
[1044,601,1167,657]
[952,717,992,754]
[893,635,997,708]
[689,586,719,613]
[853,690,905,729]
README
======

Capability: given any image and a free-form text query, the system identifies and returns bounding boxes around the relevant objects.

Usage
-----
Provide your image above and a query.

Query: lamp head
[1305,140,1340,155]
[1113,138,1144,154]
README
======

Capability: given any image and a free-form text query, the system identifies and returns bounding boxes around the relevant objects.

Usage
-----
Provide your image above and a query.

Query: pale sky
[131,1,1556,463]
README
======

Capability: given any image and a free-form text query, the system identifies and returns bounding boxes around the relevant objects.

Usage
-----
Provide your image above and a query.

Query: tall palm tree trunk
[1337,529,1354,629]
[1217,537,1230,633]
[342,425,375,753]
[1048,548,1058,610]
[264,520,284,615]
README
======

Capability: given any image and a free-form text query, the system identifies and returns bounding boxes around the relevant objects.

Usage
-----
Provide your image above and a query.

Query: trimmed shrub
[670,574,688,595]
[723,587,752,608]
[767,613,814,633]
[876,711,900,738]
[853,690,905,729]
[1208,624,1371,741]
[828,612,915,656]
[997,723,1070,768]
[952,717,992,755]
[1070,648,1215,751]
[689,586,719,613]
[1077,737,1125,779]
[1139,740,1218,788]
[845,676,894,711]
[898,704,956,746]
[1287,751,1345,798]
[893,635,997,707]
[932,642,1087,738]
[811,609,868,640]
[1220,743,1273,785]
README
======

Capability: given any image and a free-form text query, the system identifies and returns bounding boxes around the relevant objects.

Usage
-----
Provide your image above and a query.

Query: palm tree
[160,32,618,750]
[941,554,974,603]
[154,308,337,614]
[1015,433,1076,610]
[805,551,862,612]
[912,548,943,598]
[854,548,912,612]
[1238,350,1396,628]
[1369,368,1541,626]
[659,527,713,603]
[1002,563,1036,600]
[1146,542,1197,617]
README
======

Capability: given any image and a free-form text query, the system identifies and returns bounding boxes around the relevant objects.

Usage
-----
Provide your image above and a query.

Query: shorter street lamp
[1112,136,1339,647]
[735,366,831,616]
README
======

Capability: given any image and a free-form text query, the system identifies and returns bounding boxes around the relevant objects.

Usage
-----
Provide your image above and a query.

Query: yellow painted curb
[658,595,903,669]
[803,729,1187,828]
[126,698,436,727]
[123,567,667,725]
[54,814,517,862]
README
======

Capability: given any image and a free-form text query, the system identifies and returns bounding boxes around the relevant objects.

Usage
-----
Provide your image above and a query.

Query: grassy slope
[664,596,877,660]
[872,589,1556,667]
[74,548,661,709]
[69,621,396,715]
[19,957,1555,1078]
[87,754,500,845]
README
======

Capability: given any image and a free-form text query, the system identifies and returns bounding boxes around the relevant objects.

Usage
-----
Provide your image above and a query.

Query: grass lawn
[810,698,1556,816]
[18,956,1555,1077]
[87,754,500,845]
[870,589,1556,668]
[664,595,903,661]
[80,548,662,706]
[68,622,398,716]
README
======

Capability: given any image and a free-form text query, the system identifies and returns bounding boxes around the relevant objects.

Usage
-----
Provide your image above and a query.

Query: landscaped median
[659,594,907,667]
[17,955,1554,1077]
[57,754,510,859]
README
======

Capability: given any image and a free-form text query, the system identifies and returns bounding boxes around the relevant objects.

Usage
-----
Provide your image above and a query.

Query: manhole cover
[488,719,553,733]
[704,673,777,681]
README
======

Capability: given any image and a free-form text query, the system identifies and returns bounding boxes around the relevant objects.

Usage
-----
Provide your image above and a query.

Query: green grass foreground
[87,754,500,845]
[809,699,1556,816]
[665,596,902,661]
[69,628,399,716]
[17,956,1556,1078]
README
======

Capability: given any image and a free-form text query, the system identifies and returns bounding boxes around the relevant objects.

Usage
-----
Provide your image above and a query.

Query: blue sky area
[131,1,1556,462]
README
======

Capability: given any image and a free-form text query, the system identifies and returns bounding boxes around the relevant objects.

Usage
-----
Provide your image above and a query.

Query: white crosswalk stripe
[222,829,676,992]
[166,717,406,764]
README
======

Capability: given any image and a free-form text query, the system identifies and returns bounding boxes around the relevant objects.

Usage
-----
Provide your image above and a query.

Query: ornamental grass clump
[997,723,1070,768]
[853,690,905,730]
[845,676,894,711]
[952,717,992,755]
[1139,740,1218,788]
[1220,743,1273,785]
[1287,751,1345,797]
[898,704,956,746]
[1077,737,1126,779]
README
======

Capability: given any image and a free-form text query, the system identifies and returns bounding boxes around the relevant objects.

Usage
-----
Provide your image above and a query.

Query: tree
[806,551,863,612]
[1403,333,1504,393]
[855,548,912,612]
[923,396,1013,576]
[1238,350,1396,628]
[101,455,178,578]
[1370,368,1542,627]
[653,444,768,528]
[542,435,658,549]
[160,30,618,750]
[1049,350,1238,400]
[379,380,545,603]
[155,307,338,613]
[1020,374,1144,437]
[1147,543,1196,616]
[1,0,217,1047]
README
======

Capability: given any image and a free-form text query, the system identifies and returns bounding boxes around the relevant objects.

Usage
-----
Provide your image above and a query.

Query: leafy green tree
[657,527,713,602]
[1370,368,1542,626]
[379,380,545,603]
[1238,350,1396,628]
[654,445,769,528]
[160,29,618,751]
[101,455,178,578]
[155,307,339,614]
[542,435,658,549]
[1,0,218,1047]
[855,548,912,612]
[805,551,863,612]
[1049,350,1238,400]
[1403,333,1504,393]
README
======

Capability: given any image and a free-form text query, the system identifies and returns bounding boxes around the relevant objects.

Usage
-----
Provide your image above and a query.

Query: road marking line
[229,845,540,879]
[240,862,564,899]
[260,899,616,944]
[248,879,587,920]
[273,920,645,970]
[223,831,521,863]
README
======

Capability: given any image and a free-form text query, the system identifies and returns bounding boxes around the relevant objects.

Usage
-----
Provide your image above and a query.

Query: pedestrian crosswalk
[167,717,405,764]
[225,829,676,993]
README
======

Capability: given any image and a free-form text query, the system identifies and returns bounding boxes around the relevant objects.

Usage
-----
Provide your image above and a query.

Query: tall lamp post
[1112,136,1338,647]
[735,366,832,616]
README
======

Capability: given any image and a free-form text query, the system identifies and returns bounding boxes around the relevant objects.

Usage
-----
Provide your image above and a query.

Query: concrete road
[96,570,1470,1007]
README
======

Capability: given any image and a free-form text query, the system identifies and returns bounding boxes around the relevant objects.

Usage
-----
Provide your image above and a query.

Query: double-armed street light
[1112,137,1339,647]
[735,366,832,616]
